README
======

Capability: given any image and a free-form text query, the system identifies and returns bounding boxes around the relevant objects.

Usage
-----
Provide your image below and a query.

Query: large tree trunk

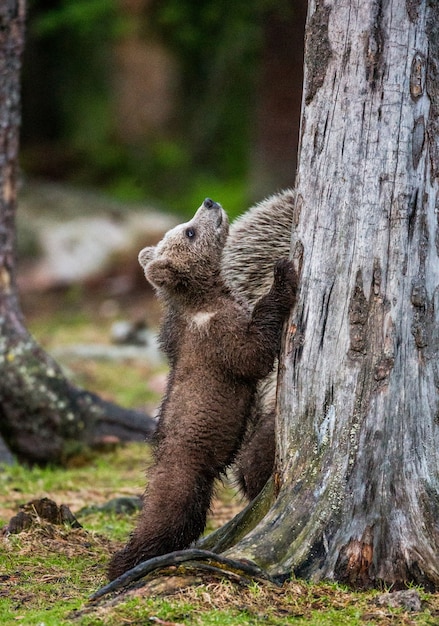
[219,0,439,590]
[0,1,155,465]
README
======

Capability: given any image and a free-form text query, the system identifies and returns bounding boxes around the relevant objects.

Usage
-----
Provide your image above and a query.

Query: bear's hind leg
[234,410,275,501]
[108,466,214,580]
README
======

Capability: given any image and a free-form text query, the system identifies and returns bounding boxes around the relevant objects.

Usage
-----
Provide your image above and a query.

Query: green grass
[0,445,147,518]
[1,528,108,626]
[1,451,439,625]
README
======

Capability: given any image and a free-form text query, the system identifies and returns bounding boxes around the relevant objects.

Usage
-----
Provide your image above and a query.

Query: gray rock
[52,330,164,366]
[375,589,422,612]
[17,180,177,290]
[111,320,149,346]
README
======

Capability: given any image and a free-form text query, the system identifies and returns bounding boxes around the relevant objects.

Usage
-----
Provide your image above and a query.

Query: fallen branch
[90,549,278,600]
[0,327,157,464]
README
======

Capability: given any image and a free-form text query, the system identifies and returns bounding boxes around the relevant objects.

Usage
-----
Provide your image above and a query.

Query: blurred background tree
[20,0,306,217]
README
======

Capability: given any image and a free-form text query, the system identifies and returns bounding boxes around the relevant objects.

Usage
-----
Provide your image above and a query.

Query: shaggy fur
[222,189,295,306]
[222,190,295,499]
[108,198,297,579]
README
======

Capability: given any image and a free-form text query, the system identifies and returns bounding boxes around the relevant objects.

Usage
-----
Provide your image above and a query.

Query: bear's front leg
[259,258,298,320]
[221,259,298,381]
[108,464,214,580]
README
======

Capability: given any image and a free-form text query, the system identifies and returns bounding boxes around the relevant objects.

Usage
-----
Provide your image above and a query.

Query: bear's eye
[185,227,196,240]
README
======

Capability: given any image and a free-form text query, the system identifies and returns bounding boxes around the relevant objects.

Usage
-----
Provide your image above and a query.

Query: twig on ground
[90,549,278,601]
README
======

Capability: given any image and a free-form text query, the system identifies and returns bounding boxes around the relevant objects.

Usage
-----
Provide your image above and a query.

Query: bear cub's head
[138,198,229,296]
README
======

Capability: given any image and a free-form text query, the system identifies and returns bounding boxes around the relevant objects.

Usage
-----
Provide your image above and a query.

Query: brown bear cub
[108,198,298,580]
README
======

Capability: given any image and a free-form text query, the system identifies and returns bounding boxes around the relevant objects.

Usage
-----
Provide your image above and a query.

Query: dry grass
[1,522,113,614]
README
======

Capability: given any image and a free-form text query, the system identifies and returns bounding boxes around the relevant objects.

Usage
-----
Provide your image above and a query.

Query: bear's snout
[204,198,221,211]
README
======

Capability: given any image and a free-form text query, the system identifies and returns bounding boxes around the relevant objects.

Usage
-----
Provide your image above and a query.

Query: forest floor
[1,287,439,625]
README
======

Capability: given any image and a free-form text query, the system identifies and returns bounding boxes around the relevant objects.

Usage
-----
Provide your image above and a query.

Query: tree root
[198,476,276,554]
[90,549,279,601]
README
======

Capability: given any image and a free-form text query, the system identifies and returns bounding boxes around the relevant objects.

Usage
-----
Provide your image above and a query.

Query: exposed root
[90,548,279,601]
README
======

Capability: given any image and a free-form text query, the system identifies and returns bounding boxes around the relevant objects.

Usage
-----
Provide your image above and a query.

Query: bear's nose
[204,197,220,210]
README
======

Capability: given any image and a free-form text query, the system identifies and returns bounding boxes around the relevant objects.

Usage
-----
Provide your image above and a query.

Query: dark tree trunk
[0,1,155,465]
[208,0,439,591]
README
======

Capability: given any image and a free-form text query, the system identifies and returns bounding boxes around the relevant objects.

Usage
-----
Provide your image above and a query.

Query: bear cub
[108,198,298,579]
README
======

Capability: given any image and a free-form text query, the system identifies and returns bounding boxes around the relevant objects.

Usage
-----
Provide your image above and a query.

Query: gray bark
[0,1,155,465]
[224,0,439,589]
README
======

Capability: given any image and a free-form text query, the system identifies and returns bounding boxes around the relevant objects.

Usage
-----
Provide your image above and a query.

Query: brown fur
[108,198,297,579]
[233,404,276,501]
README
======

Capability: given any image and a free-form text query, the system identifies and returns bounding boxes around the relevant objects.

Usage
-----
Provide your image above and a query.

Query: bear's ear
[138,246,155,269]
[145,259,180,289]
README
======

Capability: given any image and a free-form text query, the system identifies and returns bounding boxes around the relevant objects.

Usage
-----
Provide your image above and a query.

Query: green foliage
[27,299,164,410]
[21,0,285,214]
[30,0,121,39]
[176,174,249,220]
[149,0,262,178]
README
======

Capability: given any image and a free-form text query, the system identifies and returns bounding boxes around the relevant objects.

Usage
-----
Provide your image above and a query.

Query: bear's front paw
[273,258,299,305]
